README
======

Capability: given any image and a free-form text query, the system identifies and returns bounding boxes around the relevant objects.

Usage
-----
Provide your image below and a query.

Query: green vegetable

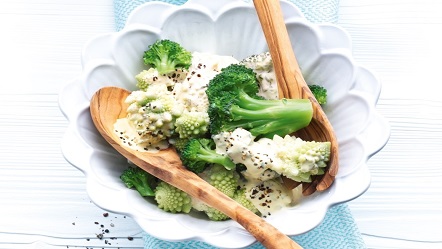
[233,188,259,215]
[200,164,239,198]
[125,85,183,146]
[192,164,241,221]
[273,136,331,182]
[308,84,327,105]
[206,64,313,138]
[135,67,181,91]
[180,138,236,173]
[143,39,192,75]
[120,166,156,197]
[170,137,190,152]
[154,181,192,213]
[174,111,210,139]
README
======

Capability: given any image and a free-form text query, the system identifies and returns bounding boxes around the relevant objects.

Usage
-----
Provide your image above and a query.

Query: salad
[116,39,330,220]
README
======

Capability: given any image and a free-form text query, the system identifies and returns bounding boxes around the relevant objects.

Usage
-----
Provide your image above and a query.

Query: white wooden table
[1,0,441,248]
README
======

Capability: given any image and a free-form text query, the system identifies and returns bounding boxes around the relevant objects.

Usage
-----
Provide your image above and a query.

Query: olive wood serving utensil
[253,0,339,195]
[89,86,302,249]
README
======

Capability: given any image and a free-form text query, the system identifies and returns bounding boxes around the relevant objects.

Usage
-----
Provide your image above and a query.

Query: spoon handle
[133,153,303,249]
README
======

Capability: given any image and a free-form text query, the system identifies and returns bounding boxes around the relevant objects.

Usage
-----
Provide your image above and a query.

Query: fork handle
[253,0,311,100]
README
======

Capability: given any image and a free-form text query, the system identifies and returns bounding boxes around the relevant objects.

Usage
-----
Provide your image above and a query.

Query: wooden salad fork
[253,0,339,195]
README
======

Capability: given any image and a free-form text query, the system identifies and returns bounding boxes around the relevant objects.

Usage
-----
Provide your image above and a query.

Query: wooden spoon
[253,0,339,195]
[90,86,302,249]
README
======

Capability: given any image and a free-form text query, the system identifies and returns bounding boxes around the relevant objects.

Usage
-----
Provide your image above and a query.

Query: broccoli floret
[120,166,156,197]
[308,84,327,105]
[180,138,236,173]
[125,84,184,146]
[169,137,190,152]
[154,181,192,213]
[143,39,192,75]
[273,135,331,182]
[206,64,313,138]
[174,111,210,139]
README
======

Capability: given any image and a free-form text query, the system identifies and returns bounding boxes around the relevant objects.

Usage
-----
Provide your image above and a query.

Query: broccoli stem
[198,147,236,170]
[227,97,312,137]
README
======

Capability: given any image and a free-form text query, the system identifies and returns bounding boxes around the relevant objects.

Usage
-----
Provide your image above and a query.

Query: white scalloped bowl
[59,0,390,248]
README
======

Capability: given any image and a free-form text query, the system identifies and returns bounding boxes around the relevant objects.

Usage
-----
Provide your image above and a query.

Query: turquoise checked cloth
[113,0,366,248]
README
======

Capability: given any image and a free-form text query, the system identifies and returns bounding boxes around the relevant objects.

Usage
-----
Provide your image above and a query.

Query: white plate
[59,0,390,247]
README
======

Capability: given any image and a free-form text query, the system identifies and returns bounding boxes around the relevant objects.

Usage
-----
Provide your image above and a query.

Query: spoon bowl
[89,86,302,249]
[254,0,339,195]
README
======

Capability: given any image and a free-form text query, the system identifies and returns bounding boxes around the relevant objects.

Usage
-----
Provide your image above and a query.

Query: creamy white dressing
[113,118,169,152]
[172,52,239,113]
[213,128,278,181]
[240,52,279,100]
[244,178,292,217]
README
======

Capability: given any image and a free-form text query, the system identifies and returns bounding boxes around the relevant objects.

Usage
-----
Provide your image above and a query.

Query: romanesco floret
[174,111,210,139]
[213,128,330,183]
[233,188,259,215]
[154,181,192,213]
[135,67,186,91]
[191,197,230,221]
[125,84,184,146]
[204,206,230,221]
[272,135,331,182]
[191,164,241,221]
[199,164,240,198]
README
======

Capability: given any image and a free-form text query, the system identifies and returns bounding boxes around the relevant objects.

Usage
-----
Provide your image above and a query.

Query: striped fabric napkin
[113,1,366,248]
